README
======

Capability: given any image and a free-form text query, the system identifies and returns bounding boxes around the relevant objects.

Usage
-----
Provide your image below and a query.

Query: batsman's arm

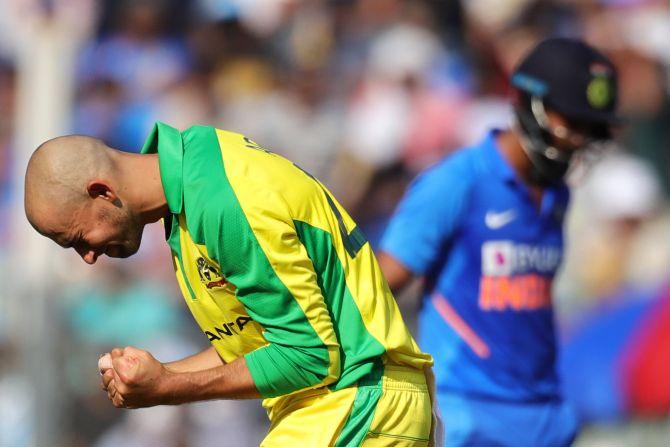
[379,157,471,292]
[164,346,225,373]
[378,251,414,293]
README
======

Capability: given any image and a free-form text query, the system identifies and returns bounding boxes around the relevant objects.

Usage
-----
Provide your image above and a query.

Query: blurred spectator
[614,47,670,195]
[75,0,191,149]
[332,6,466,211]
[344,21,444,166]
[0,319,36,447]
[0,365,35,447]
[94,406,189,447]
[557,152,664,309]
[62,262,185,348]
[214,60,344,179]
[556,151,670,432]
[0,61,15,248]
[77,0,190,101]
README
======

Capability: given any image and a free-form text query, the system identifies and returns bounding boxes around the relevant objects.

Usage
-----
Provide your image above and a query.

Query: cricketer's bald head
[24,135,114,235]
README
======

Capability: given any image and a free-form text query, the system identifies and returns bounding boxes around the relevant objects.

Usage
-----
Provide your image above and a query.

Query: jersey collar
[481,129,517,184]
[140,121,184,214]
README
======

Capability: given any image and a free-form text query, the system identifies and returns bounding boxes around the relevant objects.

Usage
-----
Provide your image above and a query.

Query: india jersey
[381,130,569,402]
[140,122,432,402]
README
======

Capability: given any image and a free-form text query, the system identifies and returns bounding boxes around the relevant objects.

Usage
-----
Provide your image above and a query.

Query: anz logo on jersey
[204,317,253,342]
[478,241,562,312]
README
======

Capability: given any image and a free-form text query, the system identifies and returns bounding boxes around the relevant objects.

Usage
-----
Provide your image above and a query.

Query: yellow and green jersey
[141,122,432,400]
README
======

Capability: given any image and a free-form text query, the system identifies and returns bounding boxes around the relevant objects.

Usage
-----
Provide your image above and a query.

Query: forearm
[378,251,414,293]
[164,346,225,373]
[162,356,260,404]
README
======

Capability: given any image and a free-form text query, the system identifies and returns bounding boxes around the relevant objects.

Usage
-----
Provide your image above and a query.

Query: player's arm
[377,251,414,293]
[164,346,225,373]
[379,159,470,293]
[100,346,259,408]
[163,356,258,401]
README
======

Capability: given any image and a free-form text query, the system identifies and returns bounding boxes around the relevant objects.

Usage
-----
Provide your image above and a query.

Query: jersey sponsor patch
[204,317,254,341]
[479,274,552,311]
[479,241,560,311]
[482,241,561,276]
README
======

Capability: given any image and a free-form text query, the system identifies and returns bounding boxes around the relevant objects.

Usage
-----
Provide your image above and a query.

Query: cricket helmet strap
[514,95,573,186]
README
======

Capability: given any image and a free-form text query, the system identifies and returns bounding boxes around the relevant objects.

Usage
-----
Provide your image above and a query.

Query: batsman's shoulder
[411,146,480,193]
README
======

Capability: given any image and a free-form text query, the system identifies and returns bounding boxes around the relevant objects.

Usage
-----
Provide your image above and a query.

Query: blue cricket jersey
[381,130,569,402]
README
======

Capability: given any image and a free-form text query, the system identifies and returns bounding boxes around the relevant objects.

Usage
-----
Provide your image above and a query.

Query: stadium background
[1,0,670,445]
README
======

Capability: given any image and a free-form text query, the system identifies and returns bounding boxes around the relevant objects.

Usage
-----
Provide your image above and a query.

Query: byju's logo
[482,241,561,276]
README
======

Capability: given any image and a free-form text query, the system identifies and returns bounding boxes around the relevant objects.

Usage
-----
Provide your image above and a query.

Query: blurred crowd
[1,0,670,446]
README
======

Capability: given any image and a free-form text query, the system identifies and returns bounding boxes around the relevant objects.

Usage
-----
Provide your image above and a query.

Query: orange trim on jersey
[431,294,491,359]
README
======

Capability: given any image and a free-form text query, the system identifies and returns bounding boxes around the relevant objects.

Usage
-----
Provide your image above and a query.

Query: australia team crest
[196,257,228,289]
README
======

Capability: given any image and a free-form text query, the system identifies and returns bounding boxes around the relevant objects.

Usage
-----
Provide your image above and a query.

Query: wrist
[163,362,181,374]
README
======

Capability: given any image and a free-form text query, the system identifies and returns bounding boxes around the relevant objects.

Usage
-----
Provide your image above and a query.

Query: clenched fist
[98,353,112,373]
[99,346,172,409]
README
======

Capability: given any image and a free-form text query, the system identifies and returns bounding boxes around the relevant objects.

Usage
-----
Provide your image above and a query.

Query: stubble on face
[97,203,145,258]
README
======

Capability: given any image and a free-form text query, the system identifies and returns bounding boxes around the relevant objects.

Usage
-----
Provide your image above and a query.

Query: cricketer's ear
[87,181,121,207]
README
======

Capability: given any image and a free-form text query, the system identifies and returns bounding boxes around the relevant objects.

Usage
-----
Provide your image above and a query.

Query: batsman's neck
[497,129,538,188]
